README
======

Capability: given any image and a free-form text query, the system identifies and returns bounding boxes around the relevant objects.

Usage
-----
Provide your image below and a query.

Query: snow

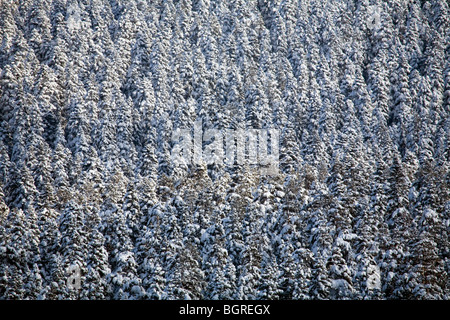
[0,0,448,301]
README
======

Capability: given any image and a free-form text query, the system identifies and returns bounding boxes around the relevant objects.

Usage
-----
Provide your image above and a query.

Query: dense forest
[0,0,449,299]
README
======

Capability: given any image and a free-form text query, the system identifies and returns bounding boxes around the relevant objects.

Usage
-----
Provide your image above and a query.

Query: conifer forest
[0,0,449,300]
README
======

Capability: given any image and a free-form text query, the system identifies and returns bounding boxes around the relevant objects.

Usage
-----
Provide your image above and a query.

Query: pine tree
[37,208,60,298]
[135,202,165,300]
[408,208,447,299]
[0,208,42,299]
[81,208,111,299]
[57,201,89,299]
[0,0,449,301]
[102,203,143,300]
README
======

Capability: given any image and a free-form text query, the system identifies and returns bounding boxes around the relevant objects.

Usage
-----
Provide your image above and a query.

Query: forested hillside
[0,0,449,299]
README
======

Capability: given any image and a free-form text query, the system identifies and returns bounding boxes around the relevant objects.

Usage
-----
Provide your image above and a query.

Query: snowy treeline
[0,0,449,299]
